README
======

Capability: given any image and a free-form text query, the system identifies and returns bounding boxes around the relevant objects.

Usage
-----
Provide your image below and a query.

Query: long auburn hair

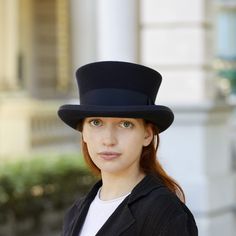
[79,121,185,203]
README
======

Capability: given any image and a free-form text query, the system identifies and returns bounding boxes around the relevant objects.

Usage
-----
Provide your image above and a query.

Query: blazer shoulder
[151,187,196,221]
[153,189,198,235]
[135,187,198,235]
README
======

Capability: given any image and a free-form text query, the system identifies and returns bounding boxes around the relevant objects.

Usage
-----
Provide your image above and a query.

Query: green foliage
[218,69,236,94]
[0,154,96,224]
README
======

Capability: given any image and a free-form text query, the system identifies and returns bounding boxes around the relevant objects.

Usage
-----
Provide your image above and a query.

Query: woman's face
[82,117,153,176]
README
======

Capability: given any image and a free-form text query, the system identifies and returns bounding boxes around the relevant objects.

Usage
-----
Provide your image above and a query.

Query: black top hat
[58,61,174,133]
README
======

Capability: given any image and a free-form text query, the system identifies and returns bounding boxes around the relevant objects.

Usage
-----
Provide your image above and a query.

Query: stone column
[69,0,97,96]
[96,0,139,62]
[56,0,71,92]
[70,0,97,69]
[159,103,235,236]
[0,0,19,90]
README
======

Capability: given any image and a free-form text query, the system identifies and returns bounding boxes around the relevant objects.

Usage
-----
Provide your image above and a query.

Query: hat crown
[76,61,162,106]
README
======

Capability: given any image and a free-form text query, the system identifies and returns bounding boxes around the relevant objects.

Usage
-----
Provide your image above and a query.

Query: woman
[58,61,198,236]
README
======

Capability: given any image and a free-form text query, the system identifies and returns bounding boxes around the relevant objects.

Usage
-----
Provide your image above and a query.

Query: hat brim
[58,104,174,133]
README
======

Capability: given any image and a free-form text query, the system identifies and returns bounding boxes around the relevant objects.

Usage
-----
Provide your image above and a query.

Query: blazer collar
[97,174,165,236]
[75,173,165,208]
[96,197,135,236]
[128,173,165,205]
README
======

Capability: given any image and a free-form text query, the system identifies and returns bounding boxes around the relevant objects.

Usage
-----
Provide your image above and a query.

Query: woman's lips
[98,152,121,160]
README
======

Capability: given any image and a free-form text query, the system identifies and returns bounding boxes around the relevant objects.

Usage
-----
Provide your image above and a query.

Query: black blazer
[62,174,198,236]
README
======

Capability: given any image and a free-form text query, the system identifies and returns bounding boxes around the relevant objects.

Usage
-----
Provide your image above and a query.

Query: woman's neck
[99,170,145,201]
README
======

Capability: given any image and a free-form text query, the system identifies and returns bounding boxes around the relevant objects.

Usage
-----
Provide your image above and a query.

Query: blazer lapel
[96,198,135,236]
[96,174,165,236]
[69,199,90,236]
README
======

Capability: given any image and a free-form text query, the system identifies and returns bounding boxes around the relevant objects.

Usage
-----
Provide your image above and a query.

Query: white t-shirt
[79,188,130,236]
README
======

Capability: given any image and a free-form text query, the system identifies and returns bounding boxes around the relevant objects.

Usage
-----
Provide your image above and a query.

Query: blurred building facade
[0,0,79,156]
[0,0,236,235]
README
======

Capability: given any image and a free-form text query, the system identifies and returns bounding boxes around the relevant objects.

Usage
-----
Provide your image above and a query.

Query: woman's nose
[102,127,117,146]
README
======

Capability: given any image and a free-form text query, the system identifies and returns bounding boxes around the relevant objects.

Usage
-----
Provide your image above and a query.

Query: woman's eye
[120,121,133,128]
[89,119,102,127]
